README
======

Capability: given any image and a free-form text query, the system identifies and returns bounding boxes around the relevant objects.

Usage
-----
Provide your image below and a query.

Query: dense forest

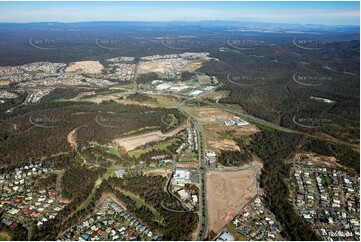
[40,88,84,102]
[250,130,320,240]
[108,175,198,240]
[218,138,252,166]
[136,72,161,84]
[0,101,185,166]
[199,39,360,145]
[0,92,27,113]
[127,93,157,103]
[61,166,101,201]
[35,173,57,190]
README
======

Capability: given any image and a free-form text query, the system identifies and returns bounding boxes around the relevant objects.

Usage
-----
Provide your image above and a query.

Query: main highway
[176,98,208,241]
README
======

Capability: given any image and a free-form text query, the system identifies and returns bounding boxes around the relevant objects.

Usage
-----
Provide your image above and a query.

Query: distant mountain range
[0,20,359,35]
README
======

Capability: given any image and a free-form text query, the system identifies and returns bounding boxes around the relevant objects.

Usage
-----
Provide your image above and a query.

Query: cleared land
[184,105,258,151]
[83,93,178,108]
[203,123,240,152]
[197,90,230,102]
[290,152,348,170]
[185,106,233,123]
[137,59,203,74]
[206,169,257,234]
[143,168,172,177]
[112,126,186,152]
[65,61,104,75]
[0,80,10,87]
[138,61,172,74]
[67,128,78,150]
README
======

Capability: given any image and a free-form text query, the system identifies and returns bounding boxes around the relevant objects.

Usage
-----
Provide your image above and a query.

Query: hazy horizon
[0,19,360,27]
[0,1,359,26]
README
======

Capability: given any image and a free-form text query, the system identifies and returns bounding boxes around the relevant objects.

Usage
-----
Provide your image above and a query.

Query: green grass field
[106,146,121,157]
[179,150,198,163]
[103,166,117,180]
[124,192,161,221]
[128,138,180,158]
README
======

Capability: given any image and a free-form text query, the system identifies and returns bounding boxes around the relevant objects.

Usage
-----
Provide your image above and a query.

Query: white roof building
[114,169,126,178]
[188,90,204,97]
[192,195,198,203]
[156,83,172,91]
[178,189,190,200]
[172,169,191,185]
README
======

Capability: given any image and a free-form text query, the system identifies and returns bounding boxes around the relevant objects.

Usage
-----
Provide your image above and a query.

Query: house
[216,231,234,241]
[205,152,217,165]
[234,117,249,126]
[270,225,279,231]
[267,233,276,239]
[65,231,73,238]
[81,233,90,240]
[255,231,264,240]
[24,209,32,215]
[211,76,219,84]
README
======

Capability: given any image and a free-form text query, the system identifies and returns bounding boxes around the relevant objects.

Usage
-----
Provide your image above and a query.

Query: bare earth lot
[138,61,172,74]
[137,59,203,74]
[143,168,172,177]
[65,61,104,75]
[185,106,259,152]
[187,106,233,123]
[112,126,186,152]
[83,93,178,108]
[290,152,347,169]
[207,169,257,234]
[203,123,240,152]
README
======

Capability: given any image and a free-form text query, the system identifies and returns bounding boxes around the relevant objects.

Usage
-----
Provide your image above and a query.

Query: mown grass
[128,138,180,158]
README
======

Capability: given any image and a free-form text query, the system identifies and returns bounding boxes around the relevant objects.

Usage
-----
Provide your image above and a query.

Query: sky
[0,1,359,25]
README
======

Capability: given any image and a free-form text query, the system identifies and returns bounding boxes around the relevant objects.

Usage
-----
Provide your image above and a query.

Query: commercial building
[172,168,191,186]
